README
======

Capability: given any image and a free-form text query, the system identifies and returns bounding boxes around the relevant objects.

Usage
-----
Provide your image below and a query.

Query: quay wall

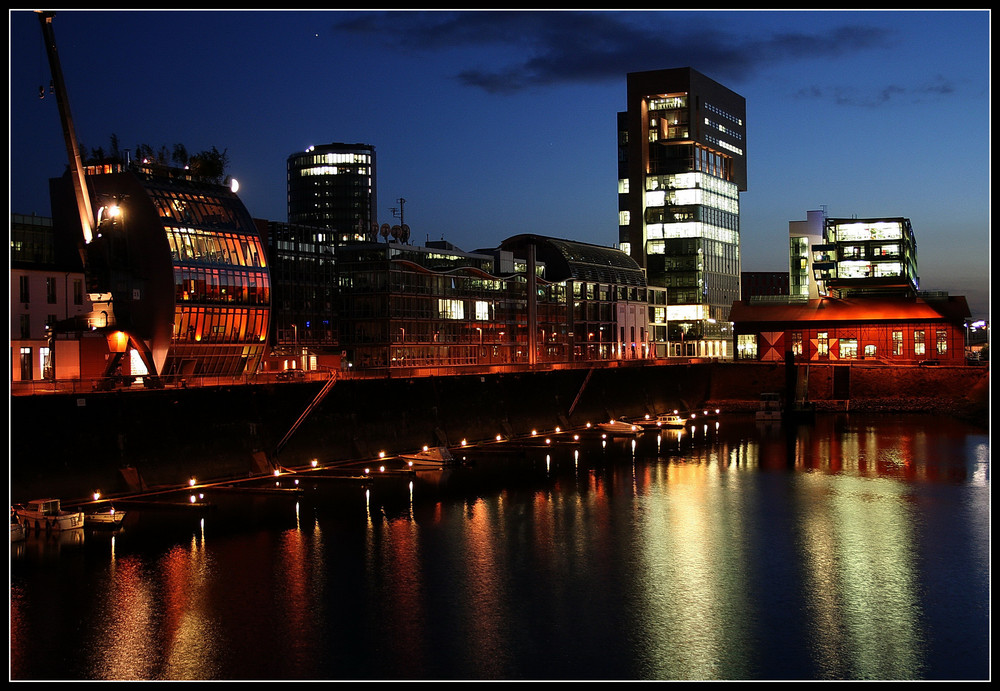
[10,361,988,503]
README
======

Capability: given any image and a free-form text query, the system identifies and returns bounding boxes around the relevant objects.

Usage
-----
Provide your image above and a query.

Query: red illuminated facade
[730,295,970,365]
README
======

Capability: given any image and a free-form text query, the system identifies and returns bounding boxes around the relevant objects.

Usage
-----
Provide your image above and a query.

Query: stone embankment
[10,360,988,502]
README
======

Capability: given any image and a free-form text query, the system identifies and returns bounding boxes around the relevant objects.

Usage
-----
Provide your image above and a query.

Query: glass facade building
[618,68,747,358]
[287,143,377,239]
[812,217,918,298]
[50,162,271,380]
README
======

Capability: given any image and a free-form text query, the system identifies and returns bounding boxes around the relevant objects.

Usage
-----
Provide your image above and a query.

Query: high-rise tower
[287,143,377,240]
[618,68,746,358]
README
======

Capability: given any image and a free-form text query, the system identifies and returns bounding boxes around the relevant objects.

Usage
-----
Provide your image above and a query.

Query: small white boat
[402,446,456,468]
[14,498,85,532]
[85,507,127,528]
[598,418,641,435]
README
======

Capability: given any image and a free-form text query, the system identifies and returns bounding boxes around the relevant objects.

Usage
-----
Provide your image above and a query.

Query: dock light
[555,427,561,433]
[92,491,101,501]
[496,434,503,442]
[422,445,429,452]
[311,459,318,468]
[189,495,197,503]
[189,477,197,487]
[379,466,385,473]
[408,461,414,468]
[461,439,467,446]
[379,451,385,458]
[573,434,580,441]
[586,422,592,428]
[545,438,551,445]
[364,468,370,475]
[531,430,538,436]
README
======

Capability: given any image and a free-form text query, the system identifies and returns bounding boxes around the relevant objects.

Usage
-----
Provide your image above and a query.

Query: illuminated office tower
[812,217,918,298]
[287,143,377,240]
[618,68,746,358]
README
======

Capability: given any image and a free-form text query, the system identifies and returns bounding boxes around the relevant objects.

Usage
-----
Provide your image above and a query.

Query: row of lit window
[175,268,270,306]
[166,227,266,268]
[831,222,904,242]
[705,101,743,126]
[149,189,244,229]
[644,187,739,214]
[294,151,371,166]
[738,329,949,358]
[645,224,739,246]
[645,171,737,197]
[704,117,742,141]
[704,134,743,157]
[172,306,269,344]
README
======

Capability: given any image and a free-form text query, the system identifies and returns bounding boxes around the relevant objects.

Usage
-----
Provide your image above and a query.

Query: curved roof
[500,234,646,286]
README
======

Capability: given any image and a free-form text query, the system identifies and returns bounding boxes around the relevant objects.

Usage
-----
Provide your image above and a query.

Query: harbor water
[9,412,990,681]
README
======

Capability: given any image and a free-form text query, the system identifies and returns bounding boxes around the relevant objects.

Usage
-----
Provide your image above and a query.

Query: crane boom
[36,11,94,245]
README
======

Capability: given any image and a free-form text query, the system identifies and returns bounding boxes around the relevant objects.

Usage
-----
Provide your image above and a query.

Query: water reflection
[9,413,989,681]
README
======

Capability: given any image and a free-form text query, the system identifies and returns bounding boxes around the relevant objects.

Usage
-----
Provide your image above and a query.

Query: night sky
[8,10,990,319]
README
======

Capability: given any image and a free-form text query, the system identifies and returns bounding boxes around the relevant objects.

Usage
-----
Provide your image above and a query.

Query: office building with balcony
[287,143,378,240]
[618,67,747,359]
[49,161,272,382]
[812,217,918,298]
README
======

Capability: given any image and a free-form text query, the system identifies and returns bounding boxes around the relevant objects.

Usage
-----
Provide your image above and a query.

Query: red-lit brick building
[730,295,970,365]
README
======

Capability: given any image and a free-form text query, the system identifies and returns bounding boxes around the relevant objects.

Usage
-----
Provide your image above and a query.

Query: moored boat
[85,506,127,528]
[10,513,26,542]
[402,446,457,468]
[597,418,641,435]
[656,412,689,428]
[14,498,85,532]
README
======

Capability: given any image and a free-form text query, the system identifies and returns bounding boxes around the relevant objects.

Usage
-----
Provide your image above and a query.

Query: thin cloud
[333,11,896,93]
[795,74,960,107]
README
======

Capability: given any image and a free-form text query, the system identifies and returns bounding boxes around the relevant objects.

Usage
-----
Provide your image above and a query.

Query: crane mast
[36,10,95,246]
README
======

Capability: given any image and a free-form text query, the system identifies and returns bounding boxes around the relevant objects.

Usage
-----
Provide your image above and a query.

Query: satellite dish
[380,223,390,239]
[400,224,410,244]
[390,225,401,240]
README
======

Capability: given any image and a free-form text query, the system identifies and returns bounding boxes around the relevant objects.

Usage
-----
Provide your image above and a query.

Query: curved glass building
[51,162,271,379]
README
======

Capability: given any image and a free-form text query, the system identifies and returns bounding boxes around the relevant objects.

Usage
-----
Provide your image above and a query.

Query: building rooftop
[730,295,971,326]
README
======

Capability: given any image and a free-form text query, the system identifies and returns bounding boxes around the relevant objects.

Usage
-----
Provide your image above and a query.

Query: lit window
[914,330,926,356]
[839,338,858,359]
[737,334,757,359]
[817,332,829,357]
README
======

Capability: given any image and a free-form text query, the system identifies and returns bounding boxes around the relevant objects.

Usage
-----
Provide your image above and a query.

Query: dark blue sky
[9,10,990,318]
